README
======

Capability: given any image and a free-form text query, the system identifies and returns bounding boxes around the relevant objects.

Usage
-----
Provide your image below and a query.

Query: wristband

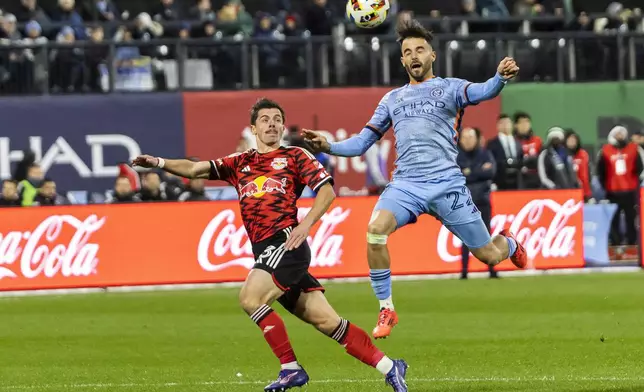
[157,157,165,169]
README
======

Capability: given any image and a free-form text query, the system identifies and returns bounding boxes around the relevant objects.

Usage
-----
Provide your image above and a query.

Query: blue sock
[505,236,517,257]
[369,269,392,302]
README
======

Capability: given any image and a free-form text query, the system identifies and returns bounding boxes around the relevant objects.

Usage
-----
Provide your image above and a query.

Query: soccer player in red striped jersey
[132,98,408,392]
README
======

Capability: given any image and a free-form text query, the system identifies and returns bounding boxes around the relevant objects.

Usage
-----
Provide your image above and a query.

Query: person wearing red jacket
[514,112,543,189]
[596,126,644,246]
[564,130,592,201]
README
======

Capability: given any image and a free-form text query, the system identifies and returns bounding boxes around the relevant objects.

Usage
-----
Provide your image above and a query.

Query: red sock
[250,305,297,365]
[331,319,385,367]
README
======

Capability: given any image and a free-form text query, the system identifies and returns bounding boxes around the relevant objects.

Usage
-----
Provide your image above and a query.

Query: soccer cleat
[500,229,527,269]
[264,368,309,391]
[385,359,409,392]
[372,308,398,339]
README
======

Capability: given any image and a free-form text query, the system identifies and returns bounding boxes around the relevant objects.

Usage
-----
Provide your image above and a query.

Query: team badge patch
[271,158,288,170]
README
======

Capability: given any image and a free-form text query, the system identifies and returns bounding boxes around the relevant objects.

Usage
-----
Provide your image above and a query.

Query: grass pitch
[1,273,644,392]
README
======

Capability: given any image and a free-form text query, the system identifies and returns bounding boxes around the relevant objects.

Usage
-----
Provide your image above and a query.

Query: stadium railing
[0,30,642,95]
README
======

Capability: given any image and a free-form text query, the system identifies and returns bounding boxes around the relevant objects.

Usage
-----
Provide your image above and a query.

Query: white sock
[379,296,394,310]
[375,356,394,375]
[281,361,301,370]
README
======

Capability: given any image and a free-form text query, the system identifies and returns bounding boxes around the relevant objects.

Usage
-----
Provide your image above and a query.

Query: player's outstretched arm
[463,57,520,105]
[131,155,211,179]
[302,128,380,158]
[284,183,336,251]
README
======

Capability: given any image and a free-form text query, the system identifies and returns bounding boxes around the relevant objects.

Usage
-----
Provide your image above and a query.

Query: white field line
[1,376,644,390]
[0,266,640,298]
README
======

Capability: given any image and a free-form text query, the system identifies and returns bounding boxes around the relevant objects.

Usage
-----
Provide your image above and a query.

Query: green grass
[1,273,644,392]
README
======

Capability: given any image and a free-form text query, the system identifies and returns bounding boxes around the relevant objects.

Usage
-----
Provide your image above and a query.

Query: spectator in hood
[597,125,644,246]
[108,176,139,203]
[33,179,68,206]
[537,127,579,190]
[18,164,45,206]
[12,150,36,182]
[161,171,186,201]
[136,171,167,202]
[514,112,543,189]
[25,20,46,42]
[0,180,21,207]
[457,127,498,279]
[564,130,593,202]
[16,0,51,28]
[51,0,86,39]
[305,0,334,36]
[189,0,216,21]
[178,178,209,202]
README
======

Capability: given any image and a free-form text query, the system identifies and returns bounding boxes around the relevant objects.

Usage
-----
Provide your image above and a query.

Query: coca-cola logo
[0,215,105,280]
[197,207,350,272]
[437,199,582,267]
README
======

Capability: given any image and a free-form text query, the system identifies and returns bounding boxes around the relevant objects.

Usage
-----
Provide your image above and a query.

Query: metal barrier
[0,31,642,95]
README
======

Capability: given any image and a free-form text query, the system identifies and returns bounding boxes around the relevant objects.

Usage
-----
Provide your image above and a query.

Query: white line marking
[2,376,644,390]
[0,267,640,298]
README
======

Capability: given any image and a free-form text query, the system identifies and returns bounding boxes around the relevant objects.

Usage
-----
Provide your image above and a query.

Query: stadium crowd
[0,0,642,93]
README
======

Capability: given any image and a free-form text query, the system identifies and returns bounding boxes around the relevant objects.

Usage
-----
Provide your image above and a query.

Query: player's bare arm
[284,183,335,251]
[131,155,211,179]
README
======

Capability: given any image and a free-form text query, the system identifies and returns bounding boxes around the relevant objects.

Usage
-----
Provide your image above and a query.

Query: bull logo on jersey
[271,158,288,170]
[238,176,288,199]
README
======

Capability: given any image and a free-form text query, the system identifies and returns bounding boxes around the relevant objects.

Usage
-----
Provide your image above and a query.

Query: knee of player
[316,316,343,336]
[238,292,262,314]
[471,245,501,264]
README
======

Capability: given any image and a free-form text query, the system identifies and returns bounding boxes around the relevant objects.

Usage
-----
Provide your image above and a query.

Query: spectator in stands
[189,0,216,22]
[514,111,542,189]
[565,130,593,202]
[254,13,281,87]
[597,126,643,247]
[0,14,36,93]
[108,175,139,203]
[630,129,644,148]
[136,171,167,202]
[33,179,68,206]
[131,12,164,41]
[51,0,86,40]
[0,179,21,207]
[282,15,305,85]
[17,164,44,206]
[12,150,36,183]
[161,172,186,201]
[461,0,479,17]
[305,0,334,36]
[216,0,253,37]
[513,0,545,16]
[457,127,498,280]
[16,0,51,30]
[179,178,209,201]
[85,25,108,92]
[487,114,523,190]
[153,0,182,22]
[83,0,120,22]
[1,13,21,40]
[568,11,600,80]
[537,127,579,190]
[476,0,510,17]
[50,26,88,93]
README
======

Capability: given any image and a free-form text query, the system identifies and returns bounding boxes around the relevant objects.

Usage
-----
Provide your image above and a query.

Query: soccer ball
[346,0,390,29]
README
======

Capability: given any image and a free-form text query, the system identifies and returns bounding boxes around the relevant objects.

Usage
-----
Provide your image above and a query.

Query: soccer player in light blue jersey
[303,19,528,339]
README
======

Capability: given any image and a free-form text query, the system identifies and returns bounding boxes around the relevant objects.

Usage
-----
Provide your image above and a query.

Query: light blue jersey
[329,72,507,248]
[366,77,472,181]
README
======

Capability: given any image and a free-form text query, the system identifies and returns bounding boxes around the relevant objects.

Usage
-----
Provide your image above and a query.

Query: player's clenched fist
[131,154,160,168]
[497,57,519,80]
[301,129,331,153]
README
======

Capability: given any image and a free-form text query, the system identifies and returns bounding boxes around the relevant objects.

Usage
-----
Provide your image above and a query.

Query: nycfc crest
[271,158,288,170]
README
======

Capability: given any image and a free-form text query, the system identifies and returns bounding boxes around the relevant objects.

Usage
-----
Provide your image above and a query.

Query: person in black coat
[537,127,579,190]
[486,114,524,190]
[457,127,498,279]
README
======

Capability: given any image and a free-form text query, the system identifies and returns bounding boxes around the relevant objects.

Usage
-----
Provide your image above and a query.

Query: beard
[405,62,431,82]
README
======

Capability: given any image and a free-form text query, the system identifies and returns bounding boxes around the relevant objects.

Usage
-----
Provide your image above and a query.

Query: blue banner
[583,203,617,266]
[0,94,185,193]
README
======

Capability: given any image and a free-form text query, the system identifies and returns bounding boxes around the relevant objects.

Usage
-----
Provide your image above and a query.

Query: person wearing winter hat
[596,125,644,246]
[564,129,593,202]
[536,127,579,190]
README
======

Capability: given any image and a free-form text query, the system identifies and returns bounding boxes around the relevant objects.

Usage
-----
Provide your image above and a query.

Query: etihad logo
[238,176,287,199]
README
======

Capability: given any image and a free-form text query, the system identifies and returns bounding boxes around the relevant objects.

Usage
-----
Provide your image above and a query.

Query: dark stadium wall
[182,89,500,193]
[501,82,644,147]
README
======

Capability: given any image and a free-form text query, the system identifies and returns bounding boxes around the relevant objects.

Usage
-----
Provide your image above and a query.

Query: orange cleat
[500,229,527,268]
[372,308,398,339]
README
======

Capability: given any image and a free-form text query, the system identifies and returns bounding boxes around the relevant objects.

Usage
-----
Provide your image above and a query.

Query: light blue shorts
[374,176,492,249]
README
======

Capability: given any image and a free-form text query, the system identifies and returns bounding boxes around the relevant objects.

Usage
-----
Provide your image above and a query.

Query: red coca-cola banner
[0,190,583,292]
[182,89,500,192]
